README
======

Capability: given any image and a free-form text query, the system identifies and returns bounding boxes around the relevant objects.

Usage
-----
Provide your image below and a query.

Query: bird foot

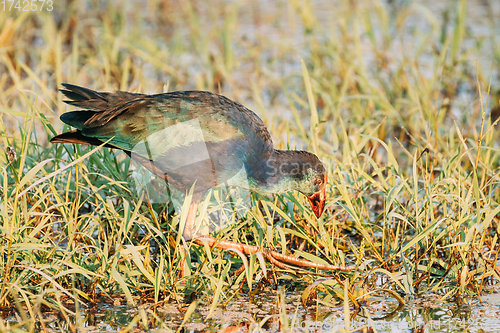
[192,236,355,272]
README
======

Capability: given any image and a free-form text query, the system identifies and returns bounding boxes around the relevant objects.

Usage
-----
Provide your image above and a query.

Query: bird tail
[60,83,108,110]
[60,83,143,111]
[52,83,145,148]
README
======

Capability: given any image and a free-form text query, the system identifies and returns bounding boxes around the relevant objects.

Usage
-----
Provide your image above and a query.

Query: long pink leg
[179,193,202,279]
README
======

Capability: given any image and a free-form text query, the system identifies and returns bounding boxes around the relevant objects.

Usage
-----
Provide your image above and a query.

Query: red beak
[307,187,326,218]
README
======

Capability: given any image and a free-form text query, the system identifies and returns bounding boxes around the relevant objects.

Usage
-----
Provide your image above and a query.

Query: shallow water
[4,288,500,332]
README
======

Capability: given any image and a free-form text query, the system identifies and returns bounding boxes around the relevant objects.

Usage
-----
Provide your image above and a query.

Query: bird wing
[59,85,273,185]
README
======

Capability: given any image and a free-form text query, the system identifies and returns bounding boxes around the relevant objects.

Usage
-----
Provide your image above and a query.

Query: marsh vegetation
[1,0,500,331]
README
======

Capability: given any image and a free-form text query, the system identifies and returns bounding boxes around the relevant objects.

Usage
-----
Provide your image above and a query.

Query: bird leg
[179,192,204,278]
[181,194,202,241]
[179,193,354,276]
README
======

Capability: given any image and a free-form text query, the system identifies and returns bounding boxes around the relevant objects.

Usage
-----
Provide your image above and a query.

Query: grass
[1,0,500,331]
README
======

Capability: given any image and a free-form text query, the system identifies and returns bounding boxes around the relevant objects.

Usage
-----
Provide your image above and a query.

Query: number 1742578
[1,0,53,11]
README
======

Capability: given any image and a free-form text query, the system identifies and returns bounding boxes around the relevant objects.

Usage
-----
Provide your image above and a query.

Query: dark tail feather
[61,83,105,101]
[60,83,144,110]
[59,111,97,130]
[50,130,116,148]
[60,84,109,110]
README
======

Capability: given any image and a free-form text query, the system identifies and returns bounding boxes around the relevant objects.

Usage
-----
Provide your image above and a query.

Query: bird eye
[315,179,322,186]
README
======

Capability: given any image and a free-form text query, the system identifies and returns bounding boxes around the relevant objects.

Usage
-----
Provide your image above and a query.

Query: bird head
[306,172,327,218]
[292,153,327,219]
[265,150,327,218]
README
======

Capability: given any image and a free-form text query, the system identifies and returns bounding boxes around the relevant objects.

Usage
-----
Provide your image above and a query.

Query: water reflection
[4,290,500,332]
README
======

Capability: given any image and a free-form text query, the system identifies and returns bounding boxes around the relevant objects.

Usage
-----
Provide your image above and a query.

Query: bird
[51,84,352,274]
